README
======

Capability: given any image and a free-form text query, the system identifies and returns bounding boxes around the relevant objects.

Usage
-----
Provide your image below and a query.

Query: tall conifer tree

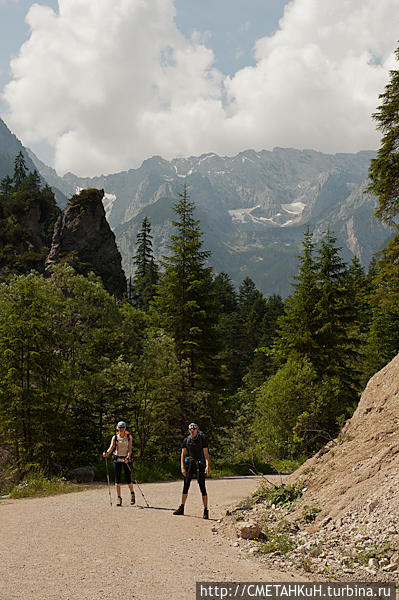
[132,217,158,310]
[13,151,28,189]
[154,185,220,416]
[276,228,320,364]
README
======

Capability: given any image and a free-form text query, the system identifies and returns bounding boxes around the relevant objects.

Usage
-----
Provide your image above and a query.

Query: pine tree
[213,272,237,314]
[154,185,220,416]
[13,151,28,189]
[275,228,320,364]
[313,231,357,379]
[364,234,399,376]
[24,170,41,191]
[367,45,399,223]
[132,217,158,310]
[134,216,153,279]
[0,175,13,201]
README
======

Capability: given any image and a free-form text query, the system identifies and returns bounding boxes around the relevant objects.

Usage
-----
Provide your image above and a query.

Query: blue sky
[0,0,398,176]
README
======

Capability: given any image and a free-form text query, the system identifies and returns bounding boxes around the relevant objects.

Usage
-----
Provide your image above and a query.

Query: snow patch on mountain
[102,192,117,219]
[229,206,279,226]
[281,201,306,215]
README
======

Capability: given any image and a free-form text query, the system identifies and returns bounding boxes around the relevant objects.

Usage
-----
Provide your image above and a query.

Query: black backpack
[184,431,206,467]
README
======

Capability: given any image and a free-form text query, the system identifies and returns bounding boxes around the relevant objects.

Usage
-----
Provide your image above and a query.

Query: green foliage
[367,46,399,223]
[246,482,303,510]
[257,522,296,555]
[362,234,399,379]
[355,543,396,566]
[257,229,369,459]
[10,471,88,498]
[266,483,303,508]
[255,356,319,458]
[0,266,148,473]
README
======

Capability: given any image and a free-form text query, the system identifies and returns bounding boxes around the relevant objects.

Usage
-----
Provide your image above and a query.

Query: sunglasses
[189,427,198,431]
[118,426,125,429]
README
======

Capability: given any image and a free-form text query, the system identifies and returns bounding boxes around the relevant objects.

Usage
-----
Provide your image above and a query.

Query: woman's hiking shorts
[114,461,132,485]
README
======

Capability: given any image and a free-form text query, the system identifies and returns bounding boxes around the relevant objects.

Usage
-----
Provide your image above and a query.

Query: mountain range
[0,118,393,295]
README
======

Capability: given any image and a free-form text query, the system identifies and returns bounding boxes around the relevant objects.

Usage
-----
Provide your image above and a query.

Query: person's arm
[203,447,210,477]
[102,436,115,457]
[181,448,187,477]
[127,436,133,462]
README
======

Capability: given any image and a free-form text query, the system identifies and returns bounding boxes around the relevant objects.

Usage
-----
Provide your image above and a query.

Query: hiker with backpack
[173,422,210,519]
[103,421,135,507]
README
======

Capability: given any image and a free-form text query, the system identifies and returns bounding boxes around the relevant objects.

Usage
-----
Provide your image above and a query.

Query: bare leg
[116,484,121,497]
[180,493,188,505]
[202,495,208,508]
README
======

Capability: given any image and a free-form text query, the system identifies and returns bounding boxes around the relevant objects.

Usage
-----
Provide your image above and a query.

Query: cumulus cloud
[2,0,399,175]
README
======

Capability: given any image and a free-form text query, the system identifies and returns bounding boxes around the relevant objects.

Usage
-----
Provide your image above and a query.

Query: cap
[117,421,126,428]
[188,423,198,430]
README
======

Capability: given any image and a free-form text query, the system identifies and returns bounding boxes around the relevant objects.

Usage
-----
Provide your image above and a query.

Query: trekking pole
[125,461,150,508]
[104,456,113,507]
[134,478,150,508]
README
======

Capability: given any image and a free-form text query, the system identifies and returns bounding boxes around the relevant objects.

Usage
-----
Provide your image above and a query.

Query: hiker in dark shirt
[173,422,210,519]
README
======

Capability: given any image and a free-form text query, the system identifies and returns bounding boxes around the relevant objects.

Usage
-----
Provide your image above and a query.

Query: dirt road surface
[1,476,303,600]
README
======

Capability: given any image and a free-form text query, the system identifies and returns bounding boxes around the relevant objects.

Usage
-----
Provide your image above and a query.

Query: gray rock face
[46,188,126,299]
[65,466,95,483]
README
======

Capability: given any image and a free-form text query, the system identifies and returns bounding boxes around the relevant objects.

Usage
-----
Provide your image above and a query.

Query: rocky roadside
[215,476,399,583]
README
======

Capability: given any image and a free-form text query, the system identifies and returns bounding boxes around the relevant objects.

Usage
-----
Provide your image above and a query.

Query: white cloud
[1,0,399,176]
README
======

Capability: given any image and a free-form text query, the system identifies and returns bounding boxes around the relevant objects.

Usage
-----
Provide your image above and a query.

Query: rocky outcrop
[46,188,126,299]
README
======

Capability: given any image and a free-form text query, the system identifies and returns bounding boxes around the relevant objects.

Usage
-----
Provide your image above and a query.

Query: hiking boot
[117,496,122,507]
[130,491,135,506]
[203,508,209,520]
[173,504,184,515]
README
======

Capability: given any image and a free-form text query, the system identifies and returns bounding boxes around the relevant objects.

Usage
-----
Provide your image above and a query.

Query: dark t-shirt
[182,433,208,460]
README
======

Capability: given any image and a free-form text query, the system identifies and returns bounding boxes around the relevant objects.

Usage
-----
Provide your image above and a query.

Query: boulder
[66,466,95,483]
[237,520,261,540]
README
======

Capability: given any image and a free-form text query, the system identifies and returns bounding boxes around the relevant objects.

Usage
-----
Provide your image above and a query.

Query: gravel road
[0,476,302,600]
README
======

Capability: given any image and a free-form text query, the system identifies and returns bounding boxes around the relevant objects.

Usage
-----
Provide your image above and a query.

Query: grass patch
[272,457,307,473]
[10,472,89,499]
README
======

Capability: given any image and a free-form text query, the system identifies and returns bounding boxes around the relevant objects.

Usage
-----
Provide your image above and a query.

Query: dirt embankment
[219,354,399,581]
